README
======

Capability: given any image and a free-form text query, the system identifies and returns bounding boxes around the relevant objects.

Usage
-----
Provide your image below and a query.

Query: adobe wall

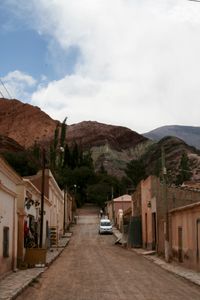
[171,204,200,271]
[157,184,200,256]
[141,176,159,250]
[30,175,49,199]
[0,190,15,277]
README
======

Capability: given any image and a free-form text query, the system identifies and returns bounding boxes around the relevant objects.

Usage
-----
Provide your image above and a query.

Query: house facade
[170,201,200,271]
[0,157,22,278]
[27,169,64,247]
[106,194,132,228]
[140,175,200,257]
[131,176,200,262]
[17,178,51,266]
[158,185,200,256]
[141,176,160,250]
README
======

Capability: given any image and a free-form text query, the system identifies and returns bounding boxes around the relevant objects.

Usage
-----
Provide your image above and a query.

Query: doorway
[178,226,183,262]
[145,213,147,248]
[152,212,157,250]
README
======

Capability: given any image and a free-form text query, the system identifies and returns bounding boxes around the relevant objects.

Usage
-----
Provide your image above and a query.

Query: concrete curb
[113,229,200,287]
[0,237,71,300]
[11,269,45,300]
[141,253,200,287]
[46,239,70,267]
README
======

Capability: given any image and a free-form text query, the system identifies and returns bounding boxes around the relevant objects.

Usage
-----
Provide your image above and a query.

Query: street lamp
[39,146,65,247]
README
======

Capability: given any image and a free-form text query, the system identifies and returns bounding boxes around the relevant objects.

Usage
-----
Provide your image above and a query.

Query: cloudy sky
[0,0,200,133]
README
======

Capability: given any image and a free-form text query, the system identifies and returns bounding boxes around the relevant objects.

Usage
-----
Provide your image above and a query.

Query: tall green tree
[71,142,79,169]
[63,143,71,168]
[125,159,146,188]
[59,117,67,168]
[3,151,39,176]
[87,182,111,208]
[60,117,67,148]
[50,118,68,170]
[50,123,59,170]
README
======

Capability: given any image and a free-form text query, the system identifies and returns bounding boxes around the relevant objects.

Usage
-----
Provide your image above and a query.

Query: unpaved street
[16,205,200,300]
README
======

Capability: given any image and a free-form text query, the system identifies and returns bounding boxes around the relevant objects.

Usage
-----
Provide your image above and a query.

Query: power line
[0,88,4,98]
[0,78,12,99]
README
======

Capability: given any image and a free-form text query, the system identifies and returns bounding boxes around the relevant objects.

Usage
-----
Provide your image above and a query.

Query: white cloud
[2,70,37,100]
[4,0,200,132]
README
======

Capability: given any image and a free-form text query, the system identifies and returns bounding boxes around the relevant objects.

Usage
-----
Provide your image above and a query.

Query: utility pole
[63,187,67,233]
[111,186,115,223]
[162,146,169,262]
[39,148,45,248]
[121,196,125,242]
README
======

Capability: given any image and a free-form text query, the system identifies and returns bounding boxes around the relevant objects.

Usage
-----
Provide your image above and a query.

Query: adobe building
[0,156,22,278]
[17,178,51,266]
[141,176,160,251]
[26,169,64,247]
[106,194,132,227]
[170,201,200,271]
[140,175,200,256]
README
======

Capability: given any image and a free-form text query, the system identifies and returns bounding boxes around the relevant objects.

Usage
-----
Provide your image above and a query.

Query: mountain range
[0,97,200,182]
[144,125,200,150]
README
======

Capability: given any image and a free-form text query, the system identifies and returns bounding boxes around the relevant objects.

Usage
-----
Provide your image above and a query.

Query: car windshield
[101,221,111,226]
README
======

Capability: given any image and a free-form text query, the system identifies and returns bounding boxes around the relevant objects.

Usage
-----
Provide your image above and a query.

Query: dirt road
[16,204,200,300]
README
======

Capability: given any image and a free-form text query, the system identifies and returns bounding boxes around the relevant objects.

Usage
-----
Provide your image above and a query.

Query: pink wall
[141,176,158,250]
[170,203,200,271]
[112,195,132,225]
[114,202,131,215]
[141,177,153,249]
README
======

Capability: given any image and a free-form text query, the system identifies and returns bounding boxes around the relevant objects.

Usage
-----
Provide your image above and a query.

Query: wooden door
[152,213,157,250]
[178,226,183,263]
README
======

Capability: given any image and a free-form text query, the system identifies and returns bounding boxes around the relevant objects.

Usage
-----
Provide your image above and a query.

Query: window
[101,221,111,226]
[3,226,9,257]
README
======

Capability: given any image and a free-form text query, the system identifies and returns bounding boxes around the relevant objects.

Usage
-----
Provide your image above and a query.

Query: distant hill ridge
[0,98,149,177]
[1,98,200,181]
[0,98,57,148]
[0,98,147,150]
[143,125,200,150]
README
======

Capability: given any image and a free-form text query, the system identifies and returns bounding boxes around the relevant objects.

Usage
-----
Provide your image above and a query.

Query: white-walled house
[0,156,22,278]
[17,178,51,266]
[27,169,64,247]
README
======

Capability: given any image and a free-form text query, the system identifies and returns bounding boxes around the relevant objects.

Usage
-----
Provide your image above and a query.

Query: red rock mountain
[1,98,200,181]
[0,98,57,148]
[0,98,147,150]
[0,98,150,177]
[67,121,147,151]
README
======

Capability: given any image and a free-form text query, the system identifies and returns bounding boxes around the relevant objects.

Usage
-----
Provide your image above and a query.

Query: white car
[99,219,113,234]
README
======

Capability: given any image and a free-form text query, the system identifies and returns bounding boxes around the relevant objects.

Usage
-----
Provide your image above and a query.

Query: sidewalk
[0,233,71,300]
[132,248,200,286]
[113,227,200,287]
